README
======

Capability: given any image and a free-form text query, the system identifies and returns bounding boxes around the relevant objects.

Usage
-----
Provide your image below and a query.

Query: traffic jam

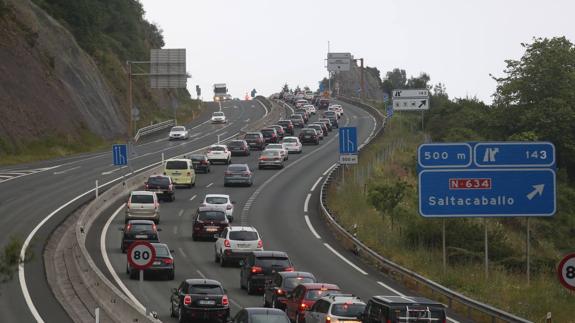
[122,92,447,323]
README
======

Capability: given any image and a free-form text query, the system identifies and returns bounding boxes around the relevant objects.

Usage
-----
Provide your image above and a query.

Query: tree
[368,181,409,229]
[407,73,431,89]
[381,68,407,95]
[303,86,310,92]
[0,236,31,284]
[281,83,290,93]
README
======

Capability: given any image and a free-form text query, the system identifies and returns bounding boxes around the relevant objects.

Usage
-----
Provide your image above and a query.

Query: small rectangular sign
[392,89,429,98]
[113,144,128,166]
[473,142,555,168]
[339,154,358,165]
[418,143,472,168]
[393,98,429,111]
[339,127,358,154]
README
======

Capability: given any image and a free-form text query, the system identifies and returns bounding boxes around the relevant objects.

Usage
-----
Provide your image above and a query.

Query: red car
[285,283,341,323]
[192,207,230,241]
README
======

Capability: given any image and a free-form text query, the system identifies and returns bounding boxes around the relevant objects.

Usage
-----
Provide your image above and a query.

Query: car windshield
[228,165,248,172]
[302,130,316,134]
[188,284,223,295]
[198,211,226,221]
[394,307,445,321]
[262,151,279,157]
[130,194,154,203]
[210,146,225,151]
[205,196,228,204]
[171,126,185,132]
[165,160,188,169]
[305,289,339,300]
[153,245,170,257]
[330,303,365,317]
[127,224,154,232]
[250,314,290,323]
[254,257,290,267]
[147,176,169,185]
[283,277,315,289]
[283,138,297,143]
[229,231,258,241]
[213,112,224,116]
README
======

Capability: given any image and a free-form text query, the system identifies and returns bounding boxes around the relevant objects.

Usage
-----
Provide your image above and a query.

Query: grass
[327,108,575,322]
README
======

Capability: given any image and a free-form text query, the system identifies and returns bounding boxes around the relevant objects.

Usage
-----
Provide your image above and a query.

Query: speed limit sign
[127,241,156,270]
[557,253,575,291]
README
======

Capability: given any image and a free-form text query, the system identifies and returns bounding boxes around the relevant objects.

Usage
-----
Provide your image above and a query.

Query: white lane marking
[218,131,228,137]
[154,139,163,143]
[178,209,184,217]
[304,194,311,213]
[190,194,197,201]
[101,204,147,312]
[323,243,368,275]
[196,270,206,279]
[173,226,178,235]
[377,281,405,296]
[190,118,212,130]
[310,177,323,192]
[322,163,337,176]
[0,175,14,178]
[255,99,269,118]
[178,248,187,258]
[304,215,321,239]
[244,118,250,122]
[101,166,127,175]
[206,183,213,188]
[53,166,81,175]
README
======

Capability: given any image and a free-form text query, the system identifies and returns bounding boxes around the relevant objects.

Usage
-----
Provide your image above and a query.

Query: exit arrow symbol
[526,184,545,200]
[418,100,427,108]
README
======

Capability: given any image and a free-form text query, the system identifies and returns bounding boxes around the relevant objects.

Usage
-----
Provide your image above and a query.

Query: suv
[244,132,266,150]
[299,128,320,145]
[289,114,305,128]
[224,164,254,187]
[239,251,294,294]
[269,125,286,139]
[285,283,341,323]
[231,308,289,323]
[214,226,263,266]
[277,120,295,135]
[200,194,235,222]
[120,220,160,253]
[360,296,446,323]
[144,175,175,202]
[304,294,365,323]
[207,144,232,164]
[263,271,316,310]
[192,207,230,241]
[125,191,160,223]
[170,279,230,323]
[227,140,251,156]
[261,128,279,143]
[127,242,174,280]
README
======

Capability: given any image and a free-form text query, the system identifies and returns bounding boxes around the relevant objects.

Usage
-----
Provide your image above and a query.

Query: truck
[213,83,229,102]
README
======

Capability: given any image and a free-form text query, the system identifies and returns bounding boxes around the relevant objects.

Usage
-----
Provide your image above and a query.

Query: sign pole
[442,218,446,274]
[526,217,530,285]
[484,218,489,280]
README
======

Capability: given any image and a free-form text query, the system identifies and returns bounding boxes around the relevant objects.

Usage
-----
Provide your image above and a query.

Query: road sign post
[339,127,358,165]
[127,241,156,315]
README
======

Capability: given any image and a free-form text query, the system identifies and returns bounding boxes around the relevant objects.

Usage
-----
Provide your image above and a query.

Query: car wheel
[192,235,198,241]
[220,255,227,267]
[168,270,175,280]
[214,249,220,263]
[178,307,185,323]
[170,303,176,317]
[171,194,176,202]
[263,295,269,307]
[247,279,254,295]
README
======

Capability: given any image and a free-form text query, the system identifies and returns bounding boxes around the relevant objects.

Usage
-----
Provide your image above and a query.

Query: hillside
[321,58,384,100]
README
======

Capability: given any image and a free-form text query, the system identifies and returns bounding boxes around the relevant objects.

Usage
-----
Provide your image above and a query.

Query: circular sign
[557,253,575,291]
[127,241,156,270]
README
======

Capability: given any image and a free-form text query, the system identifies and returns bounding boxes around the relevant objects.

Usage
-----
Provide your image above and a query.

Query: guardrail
[134,119,175,142]
[319,97,531,323]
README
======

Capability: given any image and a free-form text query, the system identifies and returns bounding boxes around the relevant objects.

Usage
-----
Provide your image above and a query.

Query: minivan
[164,158,196,188]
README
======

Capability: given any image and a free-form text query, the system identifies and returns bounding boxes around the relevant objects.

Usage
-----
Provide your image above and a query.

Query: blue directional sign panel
[113,144,128,166]
[339,127,358,154]
[418,141,556,218]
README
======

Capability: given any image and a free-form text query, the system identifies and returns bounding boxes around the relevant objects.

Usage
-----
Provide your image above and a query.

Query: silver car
[125,191,160,223]
[258,150,284,169]
[224,164,254,187]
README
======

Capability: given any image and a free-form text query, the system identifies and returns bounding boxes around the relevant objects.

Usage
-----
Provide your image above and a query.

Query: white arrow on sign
[526,184,545,200]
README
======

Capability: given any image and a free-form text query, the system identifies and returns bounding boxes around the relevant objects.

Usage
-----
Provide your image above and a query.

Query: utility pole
[359,58,365,100]
[127,61,133,143]
[328,41,331,94]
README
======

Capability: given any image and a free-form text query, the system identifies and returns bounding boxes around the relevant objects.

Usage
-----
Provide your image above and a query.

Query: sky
[140,0,575,103]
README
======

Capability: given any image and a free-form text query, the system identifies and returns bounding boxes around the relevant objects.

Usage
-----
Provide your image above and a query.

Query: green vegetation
[328,37,575,321]
[0,236,31,285]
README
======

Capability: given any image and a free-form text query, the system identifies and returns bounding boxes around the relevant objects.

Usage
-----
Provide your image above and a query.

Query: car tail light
[187,172,191,176]
[259,157,267,161]
[225,171,232,176]
[242,171,250,177]
[284,266,294,272]
[152,223,157,232]
[163,258,173,265]
[126,223,132,232]
[144,183,149,189]
[224,239,230,247]
[200,203,206,207]
[127,201,131,209]
[222,295,229,306]
[256,138,262,143]
[226,205,233,210]
[276,288,284,295]
[207,148,212,153]
[184,295,192,305]
[257,240,263,248]
[169,184,173,190]
[201,160,208,165]
[299,303,307,311]
[325,317,331,323]
[251,266,263,274]
[274,158,280,161]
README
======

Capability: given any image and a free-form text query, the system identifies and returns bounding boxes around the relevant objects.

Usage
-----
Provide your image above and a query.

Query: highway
[0,99,266,322]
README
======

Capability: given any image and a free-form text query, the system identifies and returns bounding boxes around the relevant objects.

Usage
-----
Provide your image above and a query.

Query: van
[164,158,196,188]
[125,191,160,223]
[360,295,446,323]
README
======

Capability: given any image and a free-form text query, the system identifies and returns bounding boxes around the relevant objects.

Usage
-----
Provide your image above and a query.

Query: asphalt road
[0,99,266,323]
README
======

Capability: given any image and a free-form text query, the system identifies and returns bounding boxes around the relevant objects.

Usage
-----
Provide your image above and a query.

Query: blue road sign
[474,142,555,168]
[319,82,325,92]
[386,105,394,118]
[113,144,128,166]
[418,143,472,168]
[339,127,358,154]
[419,169,556,217]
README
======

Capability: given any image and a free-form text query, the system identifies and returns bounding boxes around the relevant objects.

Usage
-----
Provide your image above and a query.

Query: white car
[211,111,227,123]
[265,143,289,160]
[200,194,235,222]
[168,126,189,140]
[304,294,366,323]
[214,226,263,266]
[282,137,302,154]
[295,99,308,108]
[303,104,317,115]
[206,144,232,164]
[328,104,344,118]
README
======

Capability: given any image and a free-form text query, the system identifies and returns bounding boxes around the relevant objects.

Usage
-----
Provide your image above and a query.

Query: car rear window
[305,289,340,300]
[188,284,223,295]
[166,161,188,169]
[267,144,283,149]
[330,303,365,317]
[210,146,225,151]
[262,151,279,157]
[228,165,248,172]
[154,245,170,257]
[283,138,297,143]
[190,155,206,161]
[245,134,261,139]
[206,196,228,204]
[228,141,244,147]
[250,314,290,323]
[302,130,316,134]
[147,177,169,185]
[130,194,154,203]
[393,307,445,321]
[283,277,315,289]
[229,231,258,241]
[128,224,153,232]
[254,257,290,267]
[198,211,226,221]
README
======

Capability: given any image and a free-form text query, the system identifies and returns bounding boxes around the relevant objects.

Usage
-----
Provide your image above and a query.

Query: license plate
[237,244,251,248]
[135,235,148,239]
[305,135,311,138]
[173,172,181,175]
[198,300,215,305]
[205,226,218,232]
[153,261,161,265]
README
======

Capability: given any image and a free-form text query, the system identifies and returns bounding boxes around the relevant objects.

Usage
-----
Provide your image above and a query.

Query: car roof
[130,190,155,196]
[205,194,230,199]
[242,307,286,315]
[320,294,364,304]
[228,163,249,168]
[148,174,170,179]
[197,206,227,213]
[126,219,155,225]
[228,226,258,232]
[210,144,227,148]
[283,136,298,140]
[298,283,340,290]
[371,296,445,307]
[278,271,315,279]
[166,158,191,162]
[252,250,289,258]
[185,278,222,286]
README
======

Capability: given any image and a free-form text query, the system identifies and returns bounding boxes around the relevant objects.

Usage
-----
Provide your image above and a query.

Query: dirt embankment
[331,60,384,100]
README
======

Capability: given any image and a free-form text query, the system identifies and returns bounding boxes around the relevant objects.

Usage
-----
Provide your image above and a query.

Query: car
[285,283,341,323]
[265,143,289,160]
[144,174,175,202]
[120,220,160,253]
[192,207,230,241]
[200,194,235,222]
[318,98,330,109]
[304,91,314,100]
[170,278,230,323]
[164,158,196,188]
[269,125,286,139]
[277,120,295,135]
[227,140,251,156]
[239,251,294,295]
[169,126,189,140]
[127,242,174,280]
[304,294,365,323]
[329,104,344,116]
[261,128,279,143]
[289,114,305,128]
[299,128,320,145]
[307,124,324,140]
[258,150,284,169]
[244,132,266,150]
[317,118,333,131]
[190,154,211,173]
[207,144,232,164]
[125,191,160,223]
[211,111,227,123]
[360,296,447,323]
[230,308,290,323]
[224,164,254,187]
[295,99,308,108]
[295,109,309,123]
[311,122,328,137]
[214,226,263,266]
[303,104,317,115]
[323,112,339,128]
[281,136,302,154]
[263,271,316,310]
